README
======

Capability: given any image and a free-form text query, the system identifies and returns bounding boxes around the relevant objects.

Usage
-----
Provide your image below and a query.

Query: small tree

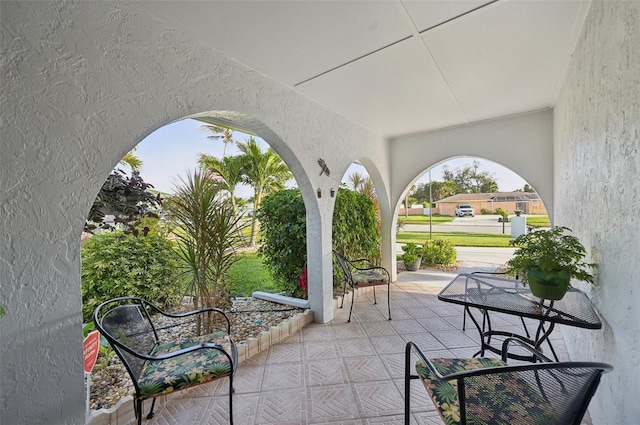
[85,169,162,236]
[166,170,245,334]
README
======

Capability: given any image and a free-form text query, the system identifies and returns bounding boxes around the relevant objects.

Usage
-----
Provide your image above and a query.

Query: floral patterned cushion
[352,269,387,287]
[416,358,556,425]
[137,331,233,400]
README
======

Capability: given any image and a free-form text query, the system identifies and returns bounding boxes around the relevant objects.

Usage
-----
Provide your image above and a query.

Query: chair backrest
[333,250,354,286]
[458,363,611,425]
[94,298,159,381]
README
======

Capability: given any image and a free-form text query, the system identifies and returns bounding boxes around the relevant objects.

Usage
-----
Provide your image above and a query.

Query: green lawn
[397,231,514,247]
[398,215,455,225]
[525,215,551,227]
[227,252,283,297]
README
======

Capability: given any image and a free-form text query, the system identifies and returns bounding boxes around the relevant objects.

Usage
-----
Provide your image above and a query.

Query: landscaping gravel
[89,297,304,411]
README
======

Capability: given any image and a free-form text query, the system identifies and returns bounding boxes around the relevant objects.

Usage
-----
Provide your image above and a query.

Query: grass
[398,215,455,225]
[525,215,551,227]
[397,231,514,247]
[227,252,284,297]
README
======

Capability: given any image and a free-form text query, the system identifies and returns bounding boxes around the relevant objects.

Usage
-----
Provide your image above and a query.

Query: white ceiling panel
[132,0,591,139]
[402,0,494,32]
[423,0,588,122]
[296,37,467,137]
[136,1,412,85]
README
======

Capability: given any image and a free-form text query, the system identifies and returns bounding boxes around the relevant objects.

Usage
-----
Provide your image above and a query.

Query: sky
[132,118,528,198]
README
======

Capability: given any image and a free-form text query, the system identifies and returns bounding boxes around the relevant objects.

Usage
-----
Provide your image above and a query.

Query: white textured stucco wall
[554,2,640,423]
[389,110,555,217]
[0,2,389,423]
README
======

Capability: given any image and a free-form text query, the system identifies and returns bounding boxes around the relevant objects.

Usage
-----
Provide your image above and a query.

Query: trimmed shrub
[257,188,381,297]
[257,189,307,297]
[81,232,182,321]
[422,238,457,266]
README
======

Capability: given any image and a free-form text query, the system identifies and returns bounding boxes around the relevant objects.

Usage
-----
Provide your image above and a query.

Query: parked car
[455,204,475,217]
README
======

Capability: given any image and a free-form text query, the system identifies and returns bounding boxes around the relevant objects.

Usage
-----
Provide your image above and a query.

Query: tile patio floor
[145,270,585,425]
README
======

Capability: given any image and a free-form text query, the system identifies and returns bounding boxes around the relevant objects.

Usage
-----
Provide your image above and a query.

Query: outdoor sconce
[317,188,322,198]
[330,188,336,197]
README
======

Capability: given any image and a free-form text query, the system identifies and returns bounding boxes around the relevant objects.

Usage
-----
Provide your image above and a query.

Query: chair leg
[147,398,156,419]
[462,308,467,331]
[372,285,378,305]
[229,375,234,425]
[387,282,391,320]
[347,287,355,322]
[404,344,412,425]
[134,399,143,425]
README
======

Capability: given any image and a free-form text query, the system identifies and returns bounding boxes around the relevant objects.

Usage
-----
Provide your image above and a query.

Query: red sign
[83,331,100,373]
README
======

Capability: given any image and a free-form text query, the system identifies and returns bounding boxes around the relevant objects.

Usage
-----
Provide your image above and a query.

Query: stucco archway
[1,3,386,422]
[389,110,555,223]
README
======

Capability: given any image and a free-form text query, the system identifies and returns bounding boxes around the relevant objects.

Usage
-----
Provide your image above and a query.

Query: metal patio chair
[94,297,238,425]
[405,337,612,425]
[333,249,391,322]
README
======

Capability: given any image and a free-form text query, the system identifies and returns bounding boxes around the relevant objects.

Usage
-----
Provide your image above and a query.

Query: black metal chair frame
[93,297,238,425]
[405,337,612,425]
[333,249,391,322]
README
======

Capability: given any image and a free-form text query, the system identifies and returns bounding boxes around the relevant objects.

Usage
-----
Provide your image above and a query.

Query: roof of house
[437,192,540,203]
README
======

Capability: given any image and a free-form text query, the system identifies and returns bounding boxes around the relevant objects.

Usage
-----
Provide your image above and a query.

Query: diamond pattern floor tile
[307,359,347,387]
[129,274,586,425]
[256,388,307,424]
[263,363,304,390]
[306,340,340,361]
[308,384,358,423]
[337,337,375,358]
[352,381,404,418]
[343,355,390,383]
[267,342,303,364]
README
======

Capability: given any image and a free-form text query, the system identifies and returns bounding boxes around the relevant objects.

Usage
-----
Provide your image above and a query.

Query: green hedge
[81,232,182,321]
[257,188,380,297]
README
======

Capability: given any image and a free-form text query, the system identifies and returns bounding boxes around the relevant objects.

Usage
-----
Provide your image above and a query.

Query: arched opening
[394,156,550,272]
[81,112,322,412]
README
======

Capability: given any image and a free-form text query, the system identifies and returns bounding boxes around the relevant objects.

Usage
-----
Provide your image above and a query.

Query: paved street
[402,214,513,234]
[398,215,518,271]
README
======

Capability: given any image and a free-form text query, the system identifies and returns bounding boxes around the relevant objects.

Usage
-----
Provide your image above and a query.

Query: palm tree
[166,170,245,333]
[237,137,292,245]
[201,125,236,157]
[347,171,367,192]
[198,154,246,213]
[120,148,142,171]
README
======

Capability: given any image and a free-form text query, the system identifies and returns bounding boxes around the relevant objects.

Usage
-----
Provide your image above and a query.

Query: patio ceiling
[133,0,590,139]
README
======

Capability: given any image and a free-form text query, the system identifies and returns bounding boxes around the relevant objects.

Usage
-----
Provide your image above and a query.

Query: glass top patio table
[438,273,602,361]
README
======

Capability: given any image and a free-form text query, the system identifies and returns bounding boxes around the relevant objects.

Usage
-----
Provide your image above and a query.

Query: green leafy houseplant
[506,226,596,300]
[402,242,422,271]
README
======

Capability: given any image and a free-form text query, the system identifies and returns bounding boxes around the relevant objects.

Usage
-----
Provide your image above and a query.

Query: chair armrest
[501,337,553,363]
[406,341,450,380]
[155,306,232,334]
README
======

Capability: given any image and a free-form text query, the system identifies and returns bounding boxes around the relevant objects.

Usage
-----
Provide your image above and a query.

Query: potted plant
[506,226,596,300]
[402,242,422,271]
